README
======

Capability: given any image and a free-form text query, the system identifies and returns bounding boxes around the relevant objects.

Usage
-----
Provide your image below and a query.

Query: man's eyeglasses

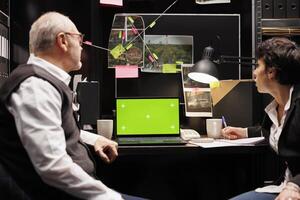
[63,32,84,46]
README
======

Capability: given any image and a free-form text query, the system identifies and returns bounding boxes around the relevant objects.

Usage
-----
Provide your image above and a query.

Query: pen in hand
[222,116,227,127]
[221,116,228,139]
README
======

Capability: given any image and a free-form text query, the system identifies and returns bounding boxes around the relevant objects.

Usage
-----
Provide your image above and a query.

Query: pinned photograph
[181,64,213,117]
[184,88,212,117]
[143,35,193,73]
[108,15,145,68]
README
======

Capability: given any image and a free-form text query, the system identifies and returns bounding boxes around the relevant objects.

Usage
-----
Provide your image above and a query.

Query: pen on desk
[222,116,227,127]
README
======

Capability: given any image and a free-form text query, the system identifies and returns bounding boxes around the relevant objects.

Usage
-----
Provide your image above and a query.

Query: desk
[96,144,272,200]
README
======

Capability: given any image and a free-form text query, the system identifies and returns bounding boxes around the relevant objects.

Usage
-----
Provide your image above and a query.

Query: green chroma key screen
[116,98,180,135]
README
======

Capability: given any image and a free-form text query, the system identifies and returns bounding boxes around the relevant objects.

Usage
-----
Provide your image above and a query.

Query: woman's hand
[221,126,247,140]
[275,182,300,200]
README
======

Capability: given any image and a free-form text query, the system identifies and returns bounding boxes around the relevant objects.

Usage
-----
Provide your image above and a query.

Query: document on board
[189,137,265,148]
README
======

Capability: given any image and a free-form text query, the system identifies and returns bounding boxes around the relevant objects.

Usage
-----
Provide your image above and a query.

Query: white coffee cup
[97,119,113,139]
[206,118,222,139]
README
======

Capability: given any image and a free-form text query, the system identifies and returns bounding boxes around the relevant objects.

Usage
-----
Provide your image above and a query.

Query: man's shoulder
[14,64,67,90]
[13,64,50,77]
[20,75,54,89]
[1,64,68,102]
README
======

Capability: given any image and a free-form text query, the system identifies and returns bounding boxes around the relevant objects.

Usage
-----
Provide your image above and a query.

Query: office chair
[0,161,31,200]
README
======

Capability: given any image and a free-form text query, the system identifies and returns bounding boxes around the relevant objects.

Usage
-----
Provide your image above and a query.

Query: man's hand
[94,137,118,164]
[221,126,247,140]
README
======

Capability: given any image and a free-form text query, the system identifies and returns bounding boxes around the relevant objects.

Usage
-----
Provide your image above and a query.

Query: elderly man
[0,12,145,200]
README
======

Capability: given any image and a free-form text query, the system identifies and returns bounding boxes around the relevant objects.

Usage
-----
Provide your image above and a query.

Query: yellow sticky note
[118,31,122,38]
[110,44,126,59]
[162,64,177,73]
[152,53,158,60]
[125,43,133,50]
[210,81,220,89]
[128,16,134,24]
[149,21,156,28]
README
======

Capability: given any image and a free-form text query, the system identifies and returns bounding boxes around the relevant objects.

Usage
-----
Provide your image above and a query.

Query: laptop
[115,97,187,145]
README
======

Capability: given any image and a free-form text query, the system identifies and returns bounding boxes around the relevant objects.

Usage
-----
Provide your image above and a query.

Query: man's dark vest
[0,64,96,200]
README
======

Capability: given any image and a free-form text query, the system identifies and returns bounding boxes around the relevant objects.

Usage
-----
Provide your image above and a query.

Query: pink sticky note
[115,65,139,78]
[131,27,138,35]
[83,41,92,45]
[100,0,123,6]
[148,54,155,63]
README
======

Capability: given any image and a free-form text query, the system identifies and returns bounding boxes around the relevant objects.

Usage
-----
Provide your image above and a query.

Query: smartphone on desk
[180,129,201,140]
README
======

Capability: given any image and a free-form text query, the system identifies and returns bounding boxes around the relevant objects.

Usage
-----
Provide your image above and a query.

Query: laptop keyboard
[117,136,186,145]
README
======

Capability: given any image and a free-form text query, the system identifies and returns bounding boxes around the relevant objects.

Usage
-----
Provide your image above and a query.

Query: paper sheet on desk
[189,140,239,148]
[218,137,265,145]
[190,137,265,148]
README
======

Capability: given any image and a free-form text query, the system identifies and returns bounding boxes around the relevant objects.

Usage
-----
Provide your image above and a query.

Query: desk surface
[118,143,268,156]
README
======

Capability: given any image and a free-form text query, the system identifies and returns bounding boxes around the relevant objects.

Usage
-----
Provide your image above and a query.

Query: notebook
[116,97,186,145]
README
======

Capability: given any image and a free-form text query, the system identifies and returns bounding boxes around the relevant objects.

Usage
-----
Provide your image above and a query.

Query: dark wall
[0,0,9,15]
[10,0,91,73]
[10,0,256,132]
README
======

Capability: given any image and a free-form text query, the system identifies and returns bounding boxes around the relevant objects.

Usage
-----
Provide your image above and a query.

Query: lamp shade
[188,58,219,84]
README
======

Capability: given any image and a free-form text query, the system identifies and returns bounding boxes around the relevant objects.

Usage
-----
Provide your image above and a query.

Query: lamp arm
[220,55,257,60]
[217,55,257,66]
[221,60,257,65]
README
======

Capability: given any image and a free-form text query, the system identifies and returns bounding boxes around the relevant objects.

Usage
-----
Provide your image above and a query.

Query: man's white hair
[29,11,74,53]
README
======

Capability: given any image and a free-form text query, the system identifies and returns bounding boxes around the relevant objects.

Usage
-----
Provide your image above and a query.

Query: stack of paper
[190,137,265,148]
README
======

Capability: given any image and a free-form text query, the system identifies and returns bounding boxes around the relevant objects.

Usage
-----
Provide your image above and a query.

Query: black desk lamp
[188,46,257,84]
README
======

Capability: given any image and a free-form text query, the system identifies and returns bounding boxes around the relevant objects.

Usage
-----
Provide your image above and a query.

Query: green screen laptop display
[116,98,180,135]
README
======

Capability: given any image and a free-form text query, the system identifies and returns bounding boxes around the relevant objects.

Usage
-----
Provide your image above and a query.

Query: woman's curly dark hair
[257,37,300,85]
